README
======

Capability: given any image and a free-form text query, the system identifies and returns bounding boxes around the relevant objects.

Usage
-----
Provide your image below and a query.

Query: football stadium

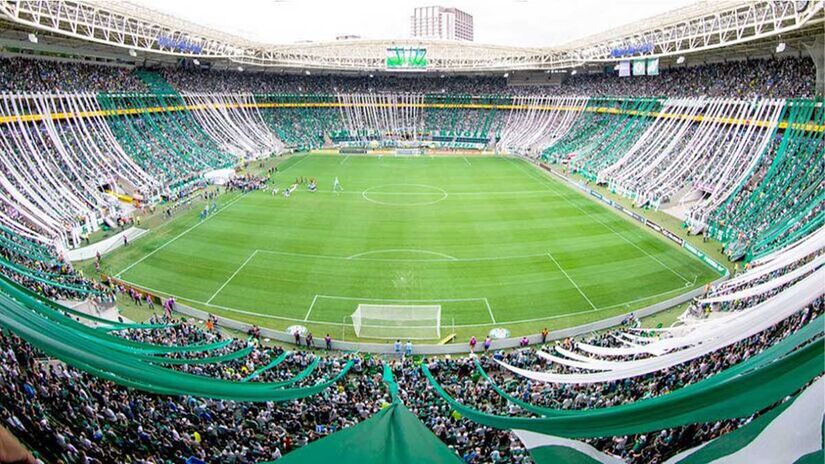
[0,0,822,462]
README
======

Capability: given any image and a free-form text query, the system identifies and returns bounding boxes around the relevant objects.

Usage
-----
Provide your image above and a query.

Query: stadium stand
[0,0,822,463]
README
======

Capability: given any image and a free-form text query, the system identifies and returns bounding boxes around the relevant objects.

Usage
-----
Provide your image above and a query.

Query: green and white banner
[513,377,824,464]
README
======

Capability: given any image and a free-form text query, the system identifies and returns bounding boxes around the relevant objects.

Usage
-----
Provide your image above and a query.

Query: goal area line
[112,276,695,329]
[305,294,496,325]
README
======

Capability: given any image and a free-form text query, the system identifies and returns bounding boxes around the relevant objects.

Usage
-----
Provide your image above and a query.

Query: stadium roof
[0,0,822,72]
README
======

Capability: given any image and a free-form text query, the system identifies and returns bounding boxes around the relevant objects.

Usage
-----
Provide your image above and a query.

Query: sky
[130,0,695,47]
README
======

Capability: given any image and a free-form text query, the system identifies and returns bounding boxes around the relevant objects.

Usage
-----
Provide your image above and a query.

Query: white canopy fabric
[554,346,626,366]
[699,253,824,304]
[748,226,825,268]
[538,346,631,372]
[535,350,612,371]
[495,269,823,384]
[719,228,824,290]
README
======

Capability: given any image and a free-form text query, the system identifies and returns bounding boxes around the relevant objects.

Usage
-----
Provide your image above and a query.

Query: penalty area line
[116,278,697,329]
[304,295,319,321]
[513,157,693,285]
[546,251,597,310]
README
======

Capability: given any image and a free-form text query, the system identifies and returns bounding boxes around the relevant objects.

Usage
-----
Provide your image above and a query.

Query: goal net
[351,304,441,340]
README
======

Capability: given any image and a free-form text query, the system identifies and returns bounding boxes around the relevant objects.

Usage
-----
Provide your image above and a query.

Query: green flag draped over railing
[0,272,352,402]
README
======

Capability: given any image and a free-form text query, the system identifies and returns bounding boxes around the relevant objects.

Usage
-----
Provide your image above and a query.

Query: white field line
[206,250,258,304]
[257,248,542,263]
[279,153,311,172]
[115,192,248,278]
[118,277,691,328]
[463,157,471,166]
[484,297,496,324]
[314,294,488,303]
[304,294,319,321]
[346,249,458,260]
[340,155,350,165]
[116,154,309,278]
[257,244,624,264]
[319,189,557,197]
[510,158,692,284]
[546,251,597,310]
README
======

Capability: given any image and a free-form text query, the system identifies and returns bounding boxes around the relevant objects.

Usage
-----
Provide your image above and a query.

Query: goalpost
[350,304,441,340]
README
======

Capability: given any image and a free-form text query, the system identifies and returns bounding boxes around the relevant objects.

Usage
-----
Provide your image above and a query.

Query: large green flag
[275,402,461,464]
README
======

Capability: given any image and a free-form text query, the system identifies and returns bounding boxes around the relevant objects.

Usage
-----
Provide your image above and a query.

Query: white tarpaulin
[203,168,236,185]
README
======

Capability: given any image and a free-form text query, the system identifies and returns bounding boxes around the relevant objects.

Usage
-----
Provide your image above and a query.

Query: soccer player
[333,176,344,193]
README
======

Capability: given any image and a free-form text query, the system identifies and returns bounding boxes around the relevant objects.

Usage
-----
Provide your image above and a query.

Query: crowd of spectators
[705,115,824,256]
[1,291,818,463]
[0,230,819,463]
[560,57,816,99]
[0,57,146,93]
[0,55,814,99]
[0,225,112,303]
[156,56,816,99]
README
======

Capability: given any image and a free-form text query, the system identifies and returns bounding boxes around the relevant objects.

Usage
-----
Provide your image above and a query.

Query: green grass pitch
[102,153,719,342]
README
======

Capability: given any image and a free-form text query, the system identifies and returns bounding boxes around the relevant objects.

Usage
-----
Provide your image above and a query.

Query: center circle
[361,184,448,206]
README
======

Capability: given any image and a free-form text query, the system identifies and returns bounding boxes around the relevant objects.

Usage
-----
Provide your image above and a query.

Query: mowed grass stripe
[112,154,718,339]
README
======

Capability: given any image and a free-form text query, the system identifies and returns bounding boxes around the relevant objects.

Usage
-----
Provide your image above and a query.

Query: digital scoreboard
[385,47,428,71]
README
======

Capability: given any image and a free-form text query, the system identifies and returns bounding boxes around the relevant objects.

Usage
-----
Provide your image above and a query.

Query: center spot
[361,184,448,206]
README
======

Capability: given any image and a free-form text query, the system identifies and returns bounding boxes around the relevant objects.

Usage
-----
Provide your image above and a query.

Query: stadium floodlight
[237,66,244,72]
[27,33,37,44]
[351,304,441,340]
[503,72,509,78]
[369,74,374,78]
[676,55,685,64]
[776,42,786,53]
[305,70,311,75]
[193,59,200,65]
[128,49,137,57]
[571,70,577,76]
